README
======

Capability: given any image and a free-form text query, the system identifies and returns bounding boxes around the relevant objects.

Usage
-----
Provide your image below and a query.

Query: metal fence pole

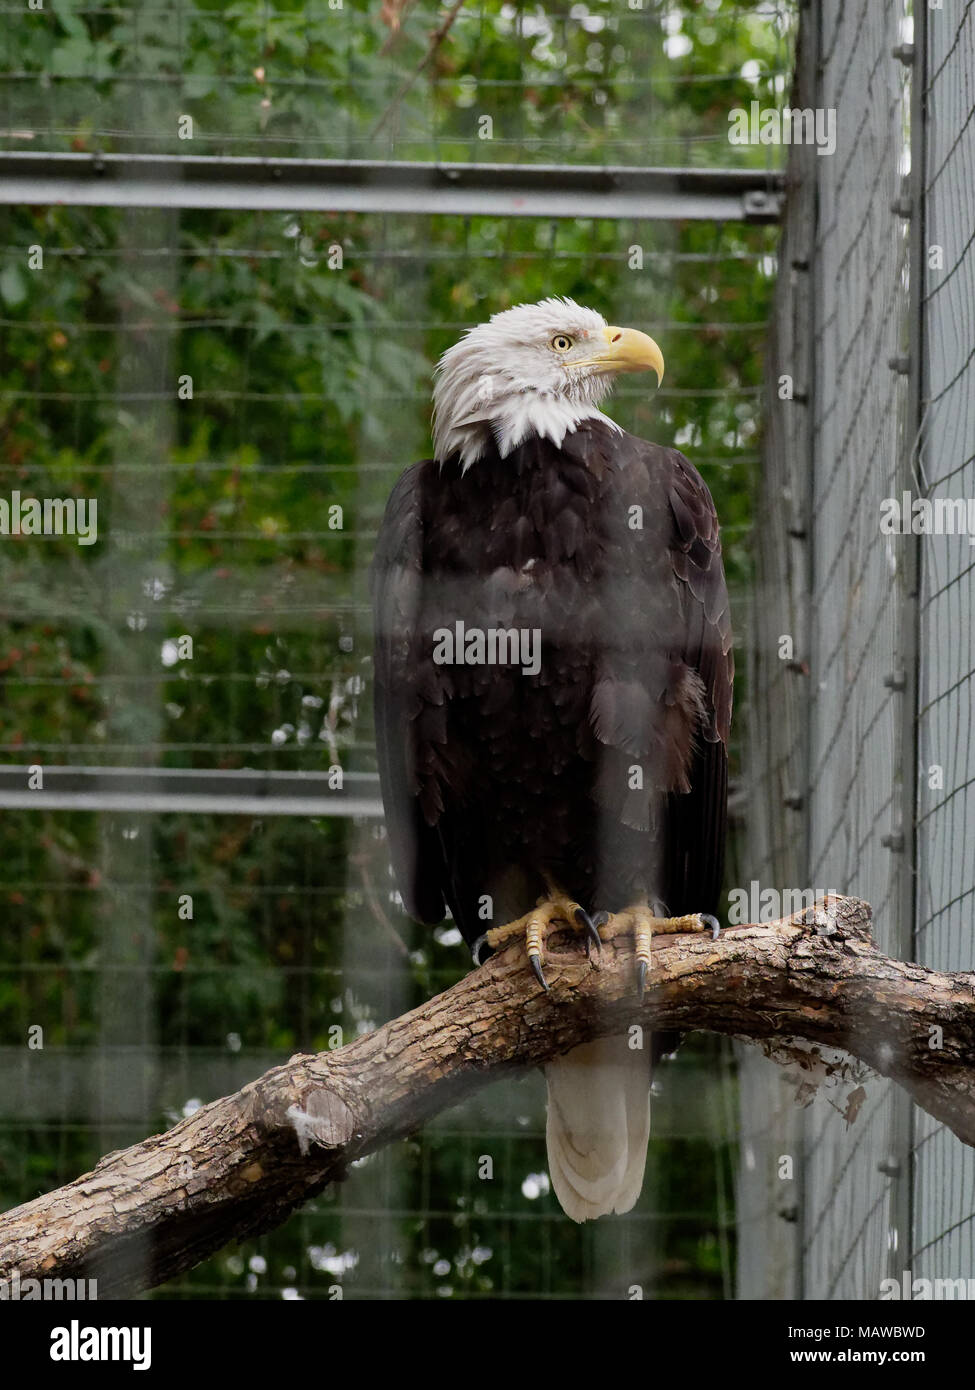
[886,1,927,1287]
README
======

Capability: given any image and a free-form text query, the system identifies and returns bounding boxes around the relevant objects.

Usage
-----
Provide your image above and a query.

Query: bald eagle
[371,297,733,1221]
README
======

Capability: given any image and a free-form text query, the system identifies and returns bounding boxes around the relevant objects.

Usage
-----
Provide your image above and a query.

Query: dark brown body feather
[371,419,733,957]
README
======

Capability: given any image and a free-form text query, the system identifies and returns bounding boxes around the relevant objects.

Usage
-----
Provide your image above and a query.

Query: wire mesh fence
[744,0,975,1299]
[0,0,802,1299]
[911,0,975,1288]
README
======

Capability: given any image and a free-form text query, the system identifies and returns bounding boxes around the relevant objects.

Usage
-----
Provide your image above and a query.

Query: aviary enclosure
[0,0,973,1326]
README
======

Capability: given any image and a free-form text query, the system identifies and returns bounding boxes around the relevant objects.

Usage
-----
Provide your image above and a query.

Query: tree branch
[1,894,973,1296]
[371,0,466,137]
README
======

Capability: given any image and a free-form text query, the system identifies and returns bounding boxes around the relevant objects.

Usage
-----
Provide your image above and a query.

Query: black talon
[637,958,647,1001]
[701,913,720,940]
[531,955,549,991]
[575,906,601,951]
[592,910,610,929]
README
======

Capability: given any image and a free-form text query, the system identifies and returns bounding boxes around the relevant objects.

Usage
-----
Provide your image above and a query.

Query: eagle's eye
[551,334,573,352]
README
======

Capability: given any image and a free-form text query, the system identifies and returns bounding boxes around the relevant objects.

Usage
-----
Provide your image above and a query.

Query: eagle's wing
[370,460,447,925]
[569,427,732,916]
[662,446,734,916]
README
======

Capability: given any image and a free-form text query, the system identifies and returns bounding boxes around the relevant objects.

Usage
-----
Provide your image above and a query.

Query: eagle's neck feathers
[437,392,621,473]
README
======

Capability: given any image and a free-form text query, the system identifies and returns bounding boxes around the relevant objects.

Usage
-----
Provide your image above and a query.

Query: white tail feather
[544,1035,651,1222]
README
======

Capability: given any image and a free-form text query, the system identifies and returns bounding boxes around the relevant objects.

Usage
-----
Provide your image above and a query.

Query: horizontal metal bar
[0,764,383,817]
[0,153,784,222]
[0,1048,735,1124]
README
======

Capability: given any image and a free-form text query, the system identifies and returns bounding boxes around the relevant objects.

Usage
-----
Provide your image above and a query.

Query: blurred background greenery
[0,0,793,1297]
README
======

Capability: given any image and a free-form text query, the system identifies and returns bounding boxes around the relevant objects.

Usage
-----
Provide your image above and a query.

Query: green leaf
[0,264,26,307]
[51,0,88,40]
[48,33,96,79]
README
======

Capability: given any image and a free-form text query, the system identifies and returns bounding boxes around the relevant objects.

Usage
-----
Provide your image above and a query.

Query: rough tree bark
[1,894,974,1297]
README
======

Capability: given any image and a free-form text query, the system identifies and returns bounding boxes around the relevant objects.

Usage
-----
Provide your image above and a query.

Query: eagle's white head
[432,296,664,470]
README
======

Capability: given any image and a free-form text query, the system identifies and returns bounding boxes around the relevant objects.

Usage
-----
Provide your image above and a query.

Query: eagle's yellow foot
[483,895,600,992]
[596,906,720,999]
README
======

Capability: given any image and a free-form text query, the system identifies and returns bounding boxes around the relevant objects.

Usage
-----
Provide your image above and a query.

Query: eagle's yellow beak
[599,326,665,383]
[567,326,664,384]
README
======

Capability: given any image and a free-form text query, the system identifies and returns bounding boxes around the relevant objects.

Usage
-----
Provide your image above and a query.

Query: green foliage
[3,1,792,163]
